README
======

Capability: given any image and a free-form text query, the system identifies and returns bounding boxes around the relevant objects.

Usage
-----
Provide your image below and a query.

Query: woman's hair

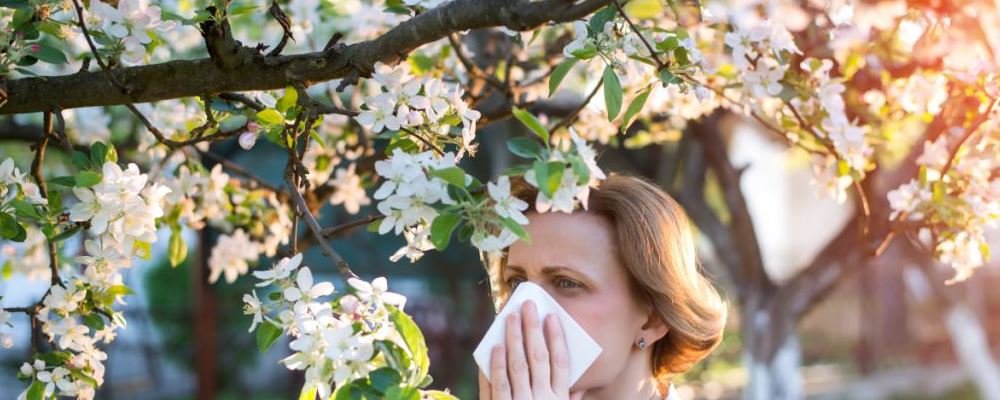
[482,172,727,379]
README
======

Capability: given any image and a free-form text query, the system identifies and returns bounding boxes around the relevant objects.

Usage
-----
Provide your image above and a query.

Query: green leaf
[457,223,474,242]
[0,0,29,9]
[168,228,187,267]
[277,86,298,113]
[256,321,283,353]
[83,313,105,331]
[385,386,420,400]
[29,41,68,64]
[0,213,26,242]
[499,217,530,244]
[511,107,550,145]
[255,109,285,126]
[228,2,261,16]
[387,305,429,385]
[422,391,460,400]
[548,59,578,97]
[621,88,651,129]
[369,367,402,394]
[36,351,72,365]
[623,0,663,18]
[12,7,31,30]
[106,284,134,297]
[408,53,436,74]
[659,69,682,86]
[51,225,82,242]
[570,156,591,186]
[90,142,108,166]
[602,66,623,121]
[588,5,616,34]
[69,370,99,390]
[71,150,92,170]
[502,164,531,176]
[674,47,690,66]
[430,213,461,251]
[11,199,41,220]
[507,137,544,159]
[533,161,552,198]
[298,385,317,400]
[655,36,679,52]
[26,379,45,400]
[48,176,76,187]
[2,260,12,280]
[428,167,466,188]
[134,240,152,260]
[75,171,103,188]
[544,161,564,197]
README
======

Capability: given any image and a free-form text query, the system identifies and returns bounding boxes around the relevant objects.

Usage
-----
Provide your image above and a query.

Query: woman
[478,173,727,399]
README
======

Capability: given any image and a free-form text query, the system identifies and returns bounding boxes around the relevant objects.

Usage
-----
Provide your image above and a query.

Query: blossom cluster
[887,117,1000,282]
[373,149,460,262]
[9,157,170,399]
[159,163,293,283]
[243,253,409,399]
[86,0,179,64]
[355,62,481,159]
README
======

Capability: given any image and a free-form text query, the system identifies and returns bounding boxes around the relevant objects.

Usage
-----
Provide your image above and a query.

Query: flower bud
[239,131,258,150]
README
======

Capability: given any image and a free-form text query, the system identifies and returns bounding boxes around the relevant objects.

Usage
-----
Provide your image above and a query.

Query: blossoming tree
[1,0,998,398]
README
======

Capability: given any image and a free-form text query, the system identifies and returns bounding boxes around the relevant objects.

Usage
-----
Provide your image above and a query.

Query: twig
[218,93,266,111]
[613,0,666,70]
[447,34,508,93]
[321,214,382,238]
[195,149,288,197]
[292,83,360,117]
[31,112,63,288]
[285,178,358,284]
[401,127,445,156]
[266,0,294,57]
[550,77,603,132]
[940,97,999,176]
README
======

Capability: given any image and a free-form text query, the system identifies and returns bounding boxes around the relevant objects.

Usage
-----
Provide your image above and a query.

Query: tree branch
[285,178,358,284]
[1,0,611,114]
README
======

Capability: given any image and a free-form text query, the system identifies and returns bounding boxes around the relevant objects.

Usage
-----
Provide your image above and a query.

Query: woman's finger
[478,371,491,400]
[504,311,532,399]
[490,344,512,400]
[521,300,551,393]
[545,313,571,394]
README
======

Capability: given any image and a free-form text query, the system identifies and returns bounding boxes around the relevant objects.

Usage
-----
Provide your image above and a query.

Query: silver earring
[636,337,647,349]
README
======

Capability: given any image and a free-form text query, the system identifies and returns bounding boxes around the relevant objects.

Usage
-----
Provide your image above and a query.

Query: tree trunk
[943,303,1000,399]
[742,308,803,400]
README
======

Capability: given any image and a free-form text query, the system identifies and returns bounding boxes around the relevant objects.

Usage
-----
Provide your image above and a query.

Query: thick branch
[691,112,772,294]
[2,0,611,114]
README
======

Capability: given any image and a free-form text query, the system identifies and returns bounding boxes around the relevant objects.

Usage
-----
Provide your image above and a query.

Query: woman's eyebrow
[540,265,590,280]
[504,265,526,275]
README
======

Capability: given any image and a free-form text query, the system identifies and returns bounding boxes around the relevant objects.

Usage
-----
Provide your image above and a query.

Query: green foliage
[602,65,623,120]
[511,107,550,145]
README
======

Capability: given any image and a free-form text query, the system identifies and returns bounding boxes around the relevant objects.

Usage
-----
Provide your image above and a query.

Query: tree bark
[0,0,610,114]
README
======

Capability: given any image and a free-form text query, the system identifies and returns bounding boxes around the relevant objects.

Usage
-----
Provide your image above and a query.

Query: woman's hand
[478,300,585,400]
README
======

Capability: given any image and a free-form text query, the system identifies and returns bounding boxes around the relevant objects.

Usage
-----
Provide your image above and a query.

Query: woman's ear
[639,310,669,343]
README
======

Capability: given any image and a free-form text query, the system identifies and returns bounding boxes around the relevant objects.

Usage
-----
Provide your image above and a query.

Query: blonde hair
[482,173,727,378]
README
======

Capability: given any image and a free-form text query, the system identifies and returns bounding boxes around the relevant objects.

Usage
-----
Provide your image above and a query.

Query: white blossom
[489,175,529,225]
[283,267,335,303]
[328,163,371,214]
[207,229,261,284]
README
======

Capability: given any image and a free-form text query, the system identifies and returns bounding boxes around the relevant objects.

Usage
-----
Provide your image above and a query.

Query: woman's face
[502,211,651,391]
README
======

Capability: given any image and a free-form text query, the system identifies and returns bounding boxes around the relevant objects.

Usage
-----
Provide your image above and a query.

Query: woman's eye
[506,277,525,289]
[554,278,582,289]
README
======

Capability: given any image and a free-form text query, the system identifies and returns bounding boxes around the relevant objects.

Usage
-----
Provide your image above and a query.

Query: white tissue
[473,281,602,386]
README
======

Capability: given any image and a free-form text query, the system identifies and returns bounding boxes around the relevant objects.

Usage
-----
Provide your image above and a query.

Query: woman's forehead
[505,211,618,276]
